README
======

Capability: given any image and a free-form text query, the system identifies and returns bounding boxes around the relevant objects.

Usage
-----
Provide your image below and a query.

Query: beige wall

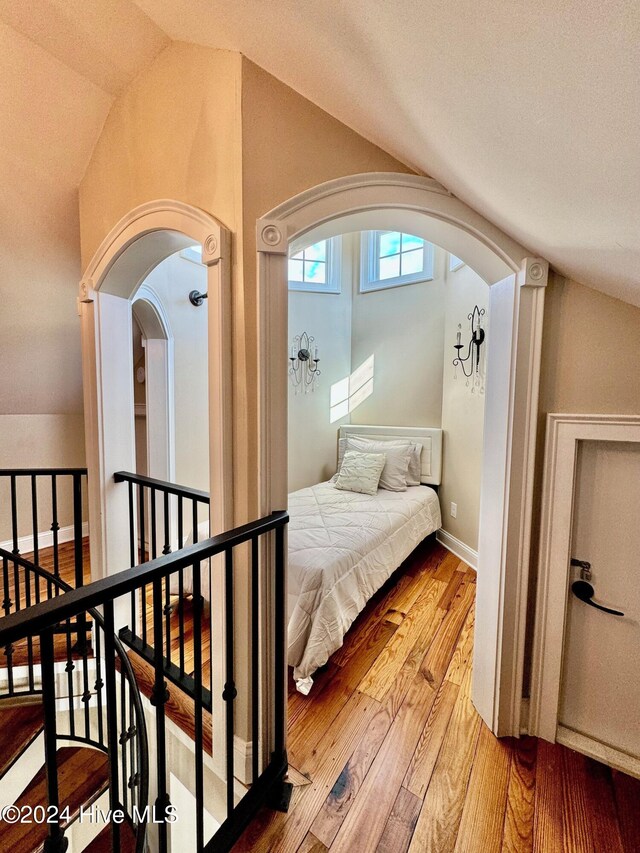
[79,43,243,269]
[351,246,446,428]
[522,272,640,694]
[0,414,86,543]
[288,235,353,492]
[440,263,489,553]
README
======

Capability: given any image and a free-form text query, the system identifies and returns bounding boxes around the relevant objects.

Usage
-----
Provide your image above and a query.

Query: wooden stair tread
[83,819,137,853]
[0,702,44,778]
[0,746,109,853]
[124,649,213,756]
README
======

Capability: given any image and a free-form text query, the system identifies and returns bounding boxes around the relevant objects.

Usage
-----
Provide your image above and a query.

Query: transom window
[361,231,434,291]
[288,237,341,293]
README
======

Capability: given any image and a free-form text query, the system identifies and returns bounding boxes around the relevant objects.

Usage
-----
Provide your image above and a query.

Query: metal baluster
[139,485,147,647]
[251,536,260,783]
[65,617,75,738]
[72,472,83,589]
[192,559,204,850]
[224,547,236,818]
[163,492,172,665]
[178,498,185,675]
[41,627,66,853]
[95,623,104,746]
[81,616,91,740]
[103,600,122,853]
[129,481,137,633]
[150,487,157,560]
[274,525,286,763]
[10,474,18,555]
[31,474,39,568]
[51,474,60,579]
[25,568,34,692]
[152,577,170,853]
[2,553,11,617]
[120,664,129,816]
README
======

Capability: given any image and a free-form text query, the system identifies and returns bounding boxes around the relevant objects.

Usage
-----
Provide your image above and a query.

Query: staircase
[0,467,290,852]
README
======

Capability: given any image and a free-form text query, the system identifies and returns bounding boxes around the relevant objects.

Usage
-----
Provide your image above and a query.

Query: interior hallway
[232,540,640,853]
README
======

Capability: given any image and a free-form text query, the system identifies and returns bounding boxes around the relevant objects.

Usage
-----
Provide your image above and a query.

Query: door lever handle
[571,580,624,616]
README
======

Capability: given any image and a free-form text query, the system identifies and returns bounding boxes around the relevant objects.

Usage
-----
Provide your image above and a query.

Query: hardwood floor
[233,539,640,853]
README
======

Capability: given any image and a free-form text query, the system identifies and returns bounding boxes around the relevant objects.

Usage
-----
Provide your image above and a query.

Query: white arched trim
[79,200,232,779]
[132,284,176,486]
[256,172,548,738]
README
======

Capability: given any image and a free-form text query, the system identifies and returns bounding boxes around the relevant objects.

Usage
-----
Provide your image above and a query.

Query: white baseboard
[557,725,640,780]
[436,529,478,571]
[234,735,253,785]
[0,522,89,555]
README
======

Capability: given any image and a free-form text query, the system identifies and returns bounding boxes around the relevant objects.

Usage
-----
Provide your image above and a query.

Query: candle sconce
[289,331,321,394]
[453,305,486,392]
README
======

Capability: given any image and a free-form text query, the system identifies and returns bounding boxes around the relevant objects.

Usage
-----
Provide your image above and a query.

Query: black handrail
[0,513,287,647]
[0,508,290,852]
[114,470,210,503]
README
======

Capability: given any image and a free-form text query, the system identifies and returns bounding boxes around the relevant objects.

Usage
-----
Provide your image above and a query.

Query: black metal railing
[114,471,213,708]
[0,510,289,853]
[0,468,88,590]
[0,547,148,853]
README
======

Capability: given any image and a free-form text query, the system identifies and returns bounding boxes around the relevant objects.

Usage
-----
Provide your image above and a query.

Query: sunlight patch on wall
[330,355,374,423]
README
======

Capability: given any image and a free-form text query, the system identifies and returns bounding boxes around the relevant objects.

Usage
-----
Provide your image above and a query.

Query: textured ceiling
[133,0,640,305]
[2,1,639,305]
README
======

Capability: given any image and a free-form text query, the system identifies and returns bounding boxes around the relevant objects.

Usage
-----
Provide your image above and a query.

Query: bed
[287,425,442,694]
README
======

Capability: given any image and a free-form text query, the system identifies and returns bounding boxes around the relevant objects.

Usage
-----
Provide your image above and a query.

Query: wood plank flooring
[232,539,640,853]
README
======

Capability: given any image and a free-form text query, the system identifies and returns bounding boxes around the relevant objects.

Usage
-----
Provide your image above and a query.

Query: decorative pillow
[334,436,414,491]
[334,450,386,496]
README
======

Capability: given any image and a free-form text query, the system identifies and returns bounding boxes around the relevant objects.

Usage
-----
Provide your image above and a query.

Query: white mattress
[287,481,441,694]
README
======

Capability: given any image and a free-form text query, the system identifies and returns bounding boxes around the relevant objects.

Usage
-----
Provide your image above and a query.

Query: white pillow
[334,450,386,496]
[335,436,416,491]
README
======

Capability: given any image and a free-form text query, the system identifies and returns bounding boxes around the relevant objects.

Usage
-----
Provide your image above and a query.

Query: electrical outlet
[450,502,457,518]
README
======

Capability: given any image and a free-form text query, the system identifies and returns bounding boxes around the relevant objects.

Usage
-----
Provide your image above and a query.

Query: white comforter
[287,481,441,693]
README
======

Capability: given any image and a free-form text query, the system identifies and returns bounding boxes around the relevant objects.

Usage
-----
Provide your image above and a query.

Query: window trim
[359,231,434,293]
[288,235,342,294]
[449,253,465,272]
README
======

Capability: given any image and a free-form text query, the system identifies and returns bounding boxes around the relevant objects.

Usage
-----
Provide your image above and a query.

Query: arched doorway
[79,200,232,778]
[256,173,548,737]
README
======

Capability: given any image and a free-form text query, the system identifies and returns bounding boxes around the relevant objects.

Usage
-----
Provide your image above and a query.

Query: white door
[558,439,640,766]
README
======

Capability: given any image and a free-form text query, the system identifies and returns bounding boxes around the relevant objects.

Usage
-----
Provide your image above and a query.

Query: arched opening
[257,173,548,737]
[79,200,232,779]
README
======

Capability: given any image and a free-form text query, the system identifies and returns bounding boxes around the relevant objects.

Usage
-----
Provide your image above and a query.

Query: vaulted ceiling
[2,0,639,305]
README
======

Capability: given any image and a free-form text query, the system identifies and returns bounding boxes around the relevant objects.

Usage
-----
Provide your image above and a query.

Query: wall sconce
[289,331,321,394]
[453,305,486,391]
[189,290,208,307]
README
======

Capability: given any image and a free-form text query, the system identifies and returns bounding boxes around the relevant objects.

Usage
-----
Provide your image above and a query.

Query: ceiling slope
[134,0,640,304]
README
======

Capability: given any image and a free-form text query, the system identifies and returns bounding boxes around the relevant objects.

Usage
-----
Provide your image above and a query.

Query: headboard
[338,425,443,486]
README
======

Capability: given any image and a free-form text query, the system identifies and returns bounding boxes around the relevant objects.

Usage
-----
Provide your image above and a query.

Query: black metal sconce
[289,331,321,394]
[453,305,486,389]
[189,290,208,307]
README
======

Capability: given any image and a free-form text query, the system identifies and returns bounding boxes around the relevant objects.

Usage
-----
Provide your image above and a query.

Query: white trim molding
[257,171,549,738]
[0,522,89,556]
[530,413,640,743]
[79,199,233,782]
[436,529,478,571]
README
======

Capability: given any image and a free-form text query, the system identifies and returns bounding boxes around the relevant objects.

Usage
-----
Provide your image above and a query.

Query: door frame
[530,413,640,749]
[256,172,549,736]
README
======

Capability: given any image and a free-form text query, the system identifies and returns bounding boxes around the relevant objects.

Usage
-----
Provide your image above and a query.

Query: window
[180,244,203,264]
[288,237,341,293]
[360,231,434,292]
